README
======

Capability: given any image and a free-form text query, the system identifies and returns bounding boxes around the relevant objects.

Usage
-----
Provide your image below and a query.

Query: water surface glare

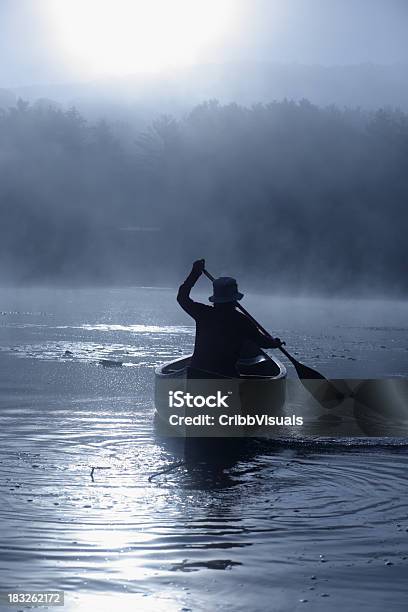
[0,288,407,611]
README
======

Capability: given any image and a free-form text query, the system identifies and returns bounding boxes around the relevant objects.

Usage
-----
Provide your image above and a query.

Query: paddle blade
[279,346,327,380]
[292,361,326,380]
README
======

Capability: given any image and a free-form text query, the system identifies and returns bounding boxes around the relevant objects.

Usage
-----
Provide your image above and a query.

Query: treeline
[0,97,407,294]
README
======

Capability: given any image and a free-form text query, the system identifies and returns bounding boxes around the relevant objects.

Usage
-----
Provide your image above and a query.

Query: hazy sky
[0,0,407,88]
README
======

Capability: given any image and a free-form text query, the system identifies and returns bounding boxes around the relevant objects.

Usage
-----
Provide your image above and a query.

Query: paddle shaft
[203,268,285,347]
[203,268,348,403]
[203,268,319,374]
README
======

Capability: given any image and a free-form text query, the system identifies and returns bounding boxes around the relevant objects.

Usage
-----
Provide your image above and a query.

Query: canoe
[154,352,287,443]
[155,351,286,382]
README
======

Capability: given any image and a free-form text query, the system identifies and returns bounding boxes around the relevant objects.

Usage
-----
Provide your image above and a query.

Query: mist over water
[1,286,407,377]
[0,99,407,295]
[0,2,407,295]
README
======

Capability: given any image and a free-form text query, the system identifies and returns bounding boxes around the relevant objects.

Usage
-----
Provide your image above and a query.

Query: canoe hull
[154,353,287,439]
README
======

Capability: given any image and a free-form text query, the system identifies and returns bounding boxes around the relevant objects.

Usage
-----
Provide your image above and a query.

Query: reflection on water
[0,288,407,611]
[1,390,408,611]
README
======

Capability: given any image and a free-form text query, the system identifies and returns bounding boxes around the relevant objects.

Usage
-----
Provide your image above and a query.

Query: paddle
[203,268,349,407]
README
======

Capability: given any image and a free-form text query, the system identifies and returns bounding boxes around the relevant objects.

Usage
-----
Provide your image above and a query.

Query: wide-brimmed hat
[209,277,244,303]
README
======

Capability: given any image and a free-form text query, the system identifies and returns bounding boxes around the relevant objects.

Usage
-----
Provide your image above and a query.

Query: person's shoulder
[198,303,213,313]
[235,310,257,330]
[193,302,212,315]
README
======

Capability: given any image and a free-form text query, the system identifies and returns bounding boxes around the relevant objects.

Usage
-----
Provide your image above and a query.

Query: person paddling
[177,259,282,378]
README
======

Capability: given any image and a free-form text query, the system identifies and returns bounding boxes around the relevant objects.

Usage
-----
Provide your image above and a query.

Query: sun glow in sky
[44,0,237,78]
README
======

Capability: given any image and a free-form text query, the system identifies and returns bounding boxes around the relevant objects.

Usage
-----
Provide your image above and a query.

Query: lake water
[0,287,407,611]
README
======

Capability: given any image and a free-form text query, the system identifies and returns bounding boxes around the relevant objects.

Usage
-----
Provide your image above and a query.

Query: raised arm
[177,259,206,318]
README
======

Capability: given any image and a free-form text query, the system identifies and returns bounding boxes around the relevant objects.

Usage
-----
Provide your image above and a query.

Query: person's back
[177,260,282,377]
